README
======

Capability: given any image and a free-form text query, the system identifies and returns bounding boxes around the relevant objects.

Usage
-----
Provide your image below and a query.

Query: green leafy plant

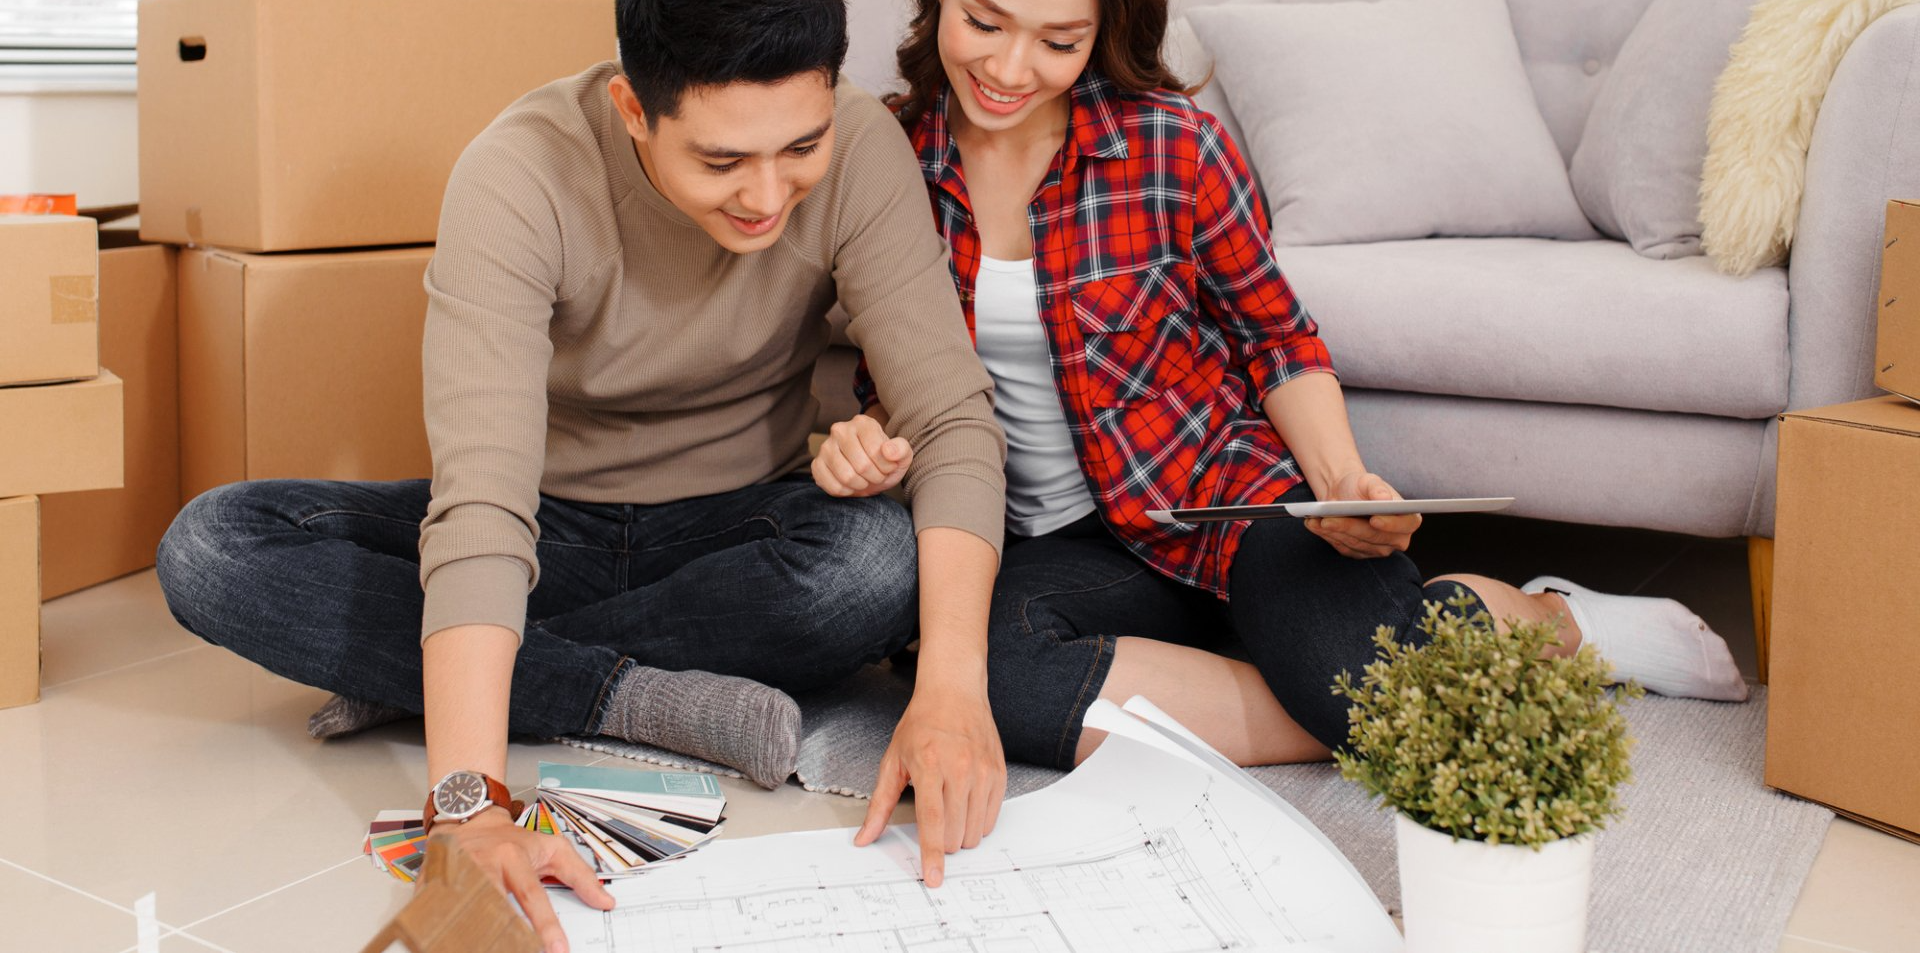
[1332,594,1641,848]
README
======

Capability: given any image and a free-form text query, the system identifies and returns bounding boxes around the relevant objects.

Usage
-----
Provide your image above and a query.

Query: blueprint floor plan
[554,699,1403,953]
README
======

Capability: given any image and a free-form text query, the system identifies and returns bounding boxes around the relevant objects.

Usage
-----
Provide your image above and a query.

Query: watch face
[435,771,489,818]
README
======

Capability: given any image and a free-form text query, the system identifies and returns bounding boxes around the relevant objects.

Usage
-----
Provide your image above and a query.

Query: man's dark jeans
[155,475,919,738]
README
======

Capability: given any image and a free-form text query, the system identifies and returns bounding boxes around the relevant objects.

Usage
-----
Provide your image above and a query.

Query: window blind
[0,0,136,92]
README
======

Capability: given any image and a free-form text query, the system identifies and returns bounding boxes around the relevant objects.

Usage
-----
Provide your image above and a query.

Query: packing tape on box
[50,275,98,324]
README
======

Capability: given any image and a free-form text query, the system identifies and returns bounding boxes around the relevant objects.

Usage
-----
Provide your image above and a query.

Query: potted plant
[1333,594,1640,953]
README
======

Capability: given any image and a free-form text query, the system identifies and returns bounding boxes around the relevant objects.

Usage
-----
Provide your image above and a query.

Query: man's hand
[853,684,1006,887]
[1303,471,1421,559]
[812,413,913,498]
[440,807,615,953]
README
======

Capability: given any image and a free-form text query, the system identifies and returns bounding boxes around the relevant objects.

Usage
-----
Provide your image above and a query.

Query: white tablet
[1145,497,1514,524]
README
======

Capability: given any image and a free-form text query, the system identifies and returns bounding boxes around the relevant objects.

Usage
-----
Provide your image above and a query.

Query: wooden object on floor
[358,835,539,953]
[1747,535,1772,684]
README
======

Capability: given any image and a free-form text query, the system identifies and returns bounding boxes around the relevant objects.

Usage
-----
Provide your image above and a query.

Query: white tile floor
[6,565,1917,953]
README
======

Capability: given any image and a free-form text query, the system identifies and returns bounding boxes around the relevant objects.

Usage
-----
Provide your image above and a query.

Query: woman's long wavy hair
[888,0,1204,128]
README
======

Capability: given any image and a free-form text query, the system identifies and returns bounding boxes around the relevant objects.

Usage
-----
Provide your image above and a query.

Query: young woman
[821,0,1749,777]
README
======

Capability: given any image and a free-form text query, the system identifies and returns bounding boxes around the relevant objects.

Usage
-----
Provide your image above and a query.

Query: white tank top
[973,255,1098,536]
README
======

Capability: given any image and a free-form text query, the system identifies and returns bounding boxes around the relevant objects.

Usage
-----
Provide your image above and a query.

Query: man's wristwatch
[423,769,521,833]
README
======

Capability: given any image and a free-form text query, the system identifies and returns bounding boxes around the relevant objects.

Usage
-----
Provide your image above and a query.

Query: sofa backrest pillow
[1176,0,1657,165]
[1570,0,1758,259]
[1187,0,1597,245]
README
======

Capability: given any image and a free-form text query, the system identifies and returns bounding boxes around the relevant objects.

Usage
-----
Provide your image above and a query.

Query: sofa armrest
[1785,4,1920,412]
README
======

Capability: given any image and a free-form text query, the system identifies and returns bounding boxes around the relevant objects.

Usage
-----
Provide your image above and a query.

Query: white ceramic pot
[1394,812,1596,953]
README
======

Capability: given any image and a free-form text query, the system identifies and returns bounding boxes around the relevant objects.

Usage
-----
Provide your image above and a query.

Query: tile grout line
[0,855,200,945]
[155,754,604,947]
[174,934,244,953]
[41,741,618,950]
[161,853,368,936]
[0,854,144,917]
[114,855,368,953]
[42,644,211,691]
[115,929,246,953]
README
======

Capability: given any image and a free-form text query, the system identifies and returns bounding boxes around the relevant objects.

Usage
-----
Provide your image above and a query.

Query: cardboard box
[0,214,99,387]
[39,240,183,598]
[0,372,125,500]
[137,0,614,252]
[1768,396,1920,843]
[1879,200,1920,403]
[0,496,40,709]
[178,246,434,502]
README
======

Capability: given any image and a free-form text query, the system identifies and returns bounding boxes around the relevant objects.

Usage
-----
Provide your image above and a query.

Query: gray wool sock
[601,667,801,790]
[306,694,414,739]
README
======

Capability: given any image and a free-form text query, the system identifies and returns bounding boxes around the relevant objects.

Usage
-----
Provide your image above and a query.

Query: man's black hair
[617,0,850,126]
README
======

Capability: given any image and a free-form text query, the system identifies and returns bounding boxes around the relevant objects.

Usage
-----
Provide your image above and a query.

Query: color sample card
[527,762,726,878]
[362,810,427,883]
[362,765,727,884]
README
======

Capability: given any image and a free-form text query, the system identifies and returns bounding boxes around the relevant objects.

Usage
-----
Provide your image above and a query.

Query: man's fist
[812,413,913,497]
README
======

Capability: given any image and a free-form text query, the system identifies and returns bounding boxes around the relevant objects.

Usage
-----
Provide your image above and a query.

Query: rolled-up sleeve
[825,99,1006,553]
[416,138,561,643]
[1190,113,1336,402]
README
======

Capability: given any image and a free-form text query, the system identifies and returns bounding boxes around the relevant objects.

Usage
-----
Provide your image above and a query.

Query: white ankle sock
[1521,576,1749,702]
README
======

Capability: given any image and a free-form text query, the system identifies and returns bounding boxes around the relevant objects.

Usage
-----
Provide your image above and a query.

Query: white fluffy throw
[1700,0,1920,276]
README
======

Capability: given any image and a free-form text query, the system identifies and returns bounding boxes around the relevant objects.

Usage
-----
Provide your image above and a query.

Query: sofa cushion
[1188,0,1597,246]
[1275,238,1789,418]
[1506,0,1659,163]
[1570,0,1757,259]
[1345,388,1771,537]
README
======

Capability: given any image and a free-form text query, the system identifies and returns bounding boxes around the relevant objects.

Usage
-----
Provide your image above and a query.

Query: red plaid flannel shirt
[856,73,1336,596]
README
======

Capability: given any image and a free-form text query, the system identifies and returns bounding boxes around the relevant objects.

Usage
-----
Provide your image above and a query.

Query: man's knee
[157,483,255,640]
[771,495,918,675]
[157,480,313,641]
[830,493,917,578]
[160,483,257,578]
[806,494,918,611]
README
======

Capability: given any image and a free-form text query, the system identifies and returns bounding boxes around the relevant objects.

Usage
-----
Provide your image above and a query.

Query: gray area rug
[562,666,1830,953]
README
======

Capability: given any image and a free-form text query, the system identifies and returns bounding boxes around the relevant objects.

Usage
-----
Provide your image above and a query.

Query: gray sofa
[822,0,1920,541]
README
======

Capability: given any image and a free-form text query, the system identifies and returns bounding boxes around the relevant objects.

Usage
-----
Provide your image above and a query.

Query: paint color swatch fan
[364,762,728,883]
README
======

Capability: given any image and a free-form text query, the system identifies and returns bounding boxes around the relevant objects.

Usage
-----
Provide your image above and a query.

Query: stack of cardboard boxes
[138,0,615,500]
[40,231,180,600]
[1,214,127,708]
[0,0,615,707]
[1767,199,1920,843]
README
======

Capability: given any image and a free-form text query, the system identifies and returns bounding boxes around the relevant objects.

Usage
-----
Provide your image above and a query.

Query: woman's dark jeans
[985,482,1480,768]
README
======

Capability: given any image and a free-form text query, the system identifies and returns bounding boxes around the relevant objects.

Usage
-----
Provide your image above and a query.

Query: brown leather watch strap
[423,773,523,834]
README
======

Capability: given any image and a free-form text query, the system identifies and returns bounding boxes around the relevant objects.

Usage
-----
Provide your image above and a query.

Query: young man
[157,1,1007,946]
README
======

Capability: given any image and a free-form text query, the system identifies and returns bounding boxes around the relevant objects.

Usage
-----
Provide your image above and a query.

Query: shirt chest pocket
[1070,264,1199,408]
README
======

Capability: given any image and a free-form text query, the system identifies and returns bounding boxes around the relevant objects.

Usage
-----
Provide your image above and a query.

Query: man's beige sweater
[417,63,1005,641]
